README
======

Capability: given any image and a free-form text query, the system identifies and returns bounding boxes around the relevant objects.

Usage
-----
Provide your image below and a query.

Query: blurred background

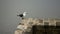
[0,0,60,34]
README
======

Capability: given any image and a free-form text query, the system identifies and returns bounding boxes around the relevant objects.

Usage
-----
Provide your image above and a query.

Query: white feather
[23,12,27,17]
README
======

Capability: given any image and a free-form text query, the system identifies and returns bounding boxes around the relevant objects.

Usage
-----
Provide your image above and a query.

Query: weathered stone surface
[14,18,60,34]
[14,30,23,34]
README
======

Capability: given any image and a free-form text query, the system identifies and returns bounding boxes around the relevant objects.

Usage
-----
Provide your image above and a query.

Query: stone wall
[14,18,60,34]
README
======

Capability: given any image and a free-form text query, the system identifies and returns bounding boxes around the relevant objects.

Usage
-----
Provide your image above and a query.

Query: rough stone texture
[14,18,60,34]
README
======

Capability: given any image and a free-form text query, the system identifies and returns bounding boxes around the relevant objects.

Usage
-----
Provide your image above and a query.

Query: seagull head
[23,12,28,16]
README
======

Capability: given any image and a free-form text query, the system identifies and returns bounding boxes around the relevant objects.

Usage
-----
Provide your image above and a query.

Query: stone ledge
[14,18,60,34]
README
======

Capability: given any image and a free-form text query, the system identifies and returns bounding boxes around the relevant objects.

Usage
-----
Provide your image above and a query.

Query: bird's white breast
[23,13,26,16]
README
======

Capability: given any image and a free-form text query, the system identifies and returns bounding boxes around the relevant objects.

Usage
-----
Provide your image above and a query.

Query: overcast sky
[0,0,60,34]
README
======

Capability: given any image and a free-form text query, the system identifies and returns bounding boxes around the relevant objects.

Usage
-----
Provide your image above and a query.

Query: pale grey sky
[0,0,60,34]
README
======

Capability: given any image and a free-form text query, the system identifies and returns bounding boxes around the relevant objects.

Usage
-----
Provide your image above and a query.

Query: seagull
[17,12,28,19]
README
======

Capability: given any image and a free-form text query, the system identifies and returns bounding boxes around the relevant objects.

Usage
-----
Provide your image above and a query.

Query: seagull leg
[22,17,24,20]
